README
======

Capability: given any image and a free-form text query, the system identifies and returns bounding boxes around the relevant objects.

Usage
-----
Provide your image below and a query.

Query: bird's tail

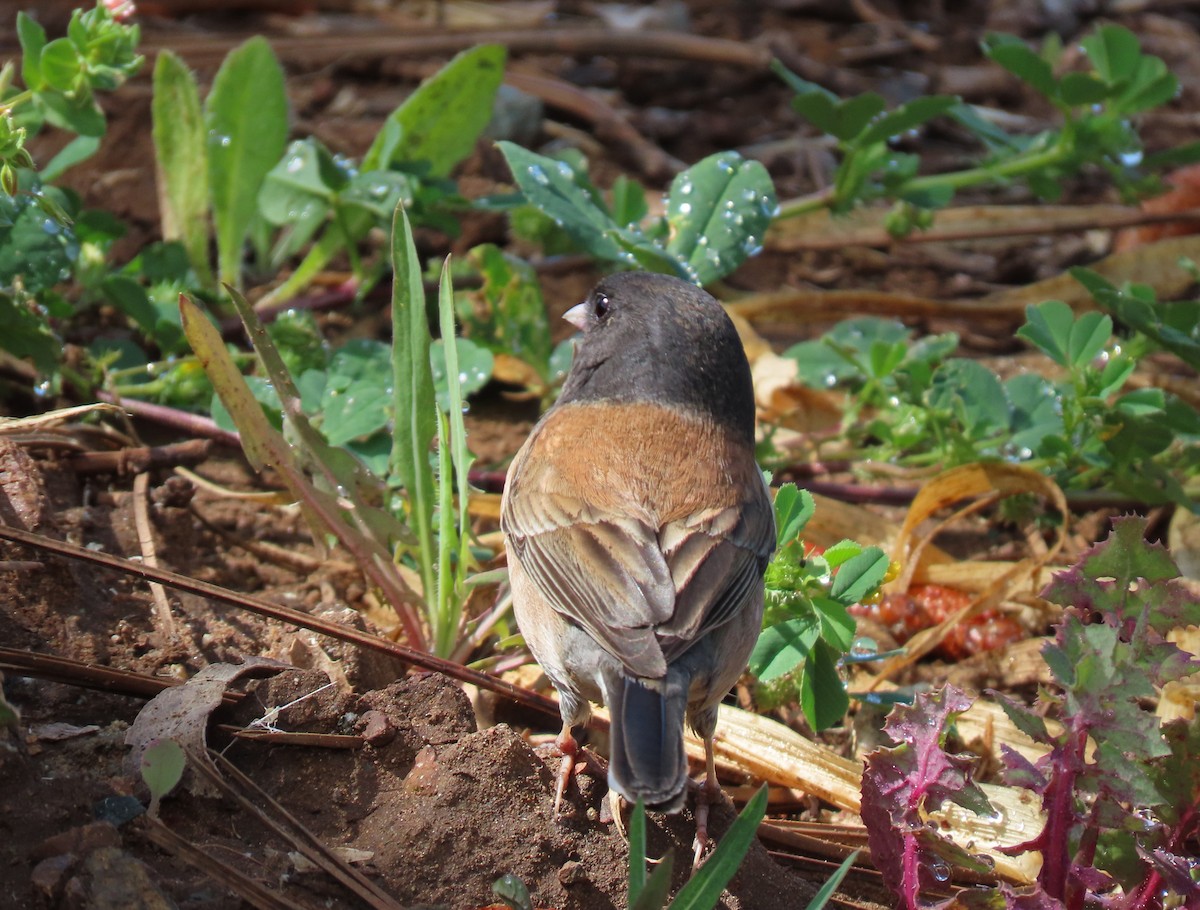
[605,673,689,812]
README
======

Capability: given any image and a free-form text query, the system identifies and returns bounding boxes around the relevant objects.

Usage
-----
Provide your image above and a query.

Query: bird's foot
[690,774,723,870]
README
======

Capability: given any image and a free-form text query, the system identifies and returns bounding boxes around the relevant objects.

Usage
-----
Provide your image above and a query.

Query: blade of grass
[630,799,648,904]
[390,204,438,625]
[432,258,476,657]
[670,784,769,910]
[151,50,212,285]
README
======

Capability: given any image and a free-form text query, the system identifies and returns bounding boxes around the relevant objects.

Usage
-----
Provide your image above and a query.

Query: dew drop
[678,202,692,215]
[529,165,550,186]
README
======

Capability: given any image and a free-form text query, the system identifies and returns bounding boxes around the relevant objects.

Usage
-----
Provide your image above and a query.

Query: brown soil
[4,0,1200,907]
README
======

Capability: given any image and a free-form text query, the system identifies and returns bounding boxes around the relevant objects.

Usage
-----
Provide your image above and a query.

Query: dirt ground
[3,0,1200,907]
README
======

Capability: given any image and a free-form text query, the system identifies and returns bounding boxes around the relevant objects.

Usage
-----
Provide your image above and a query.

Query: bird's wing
[502,442,775,679]
[655,477,775,663]
[504,483,675,678]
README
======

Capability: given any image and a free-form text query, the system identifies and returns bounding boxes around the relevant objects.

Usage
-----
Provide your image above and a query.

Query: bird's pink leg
[692,736,721,869]
[552,725,579,814]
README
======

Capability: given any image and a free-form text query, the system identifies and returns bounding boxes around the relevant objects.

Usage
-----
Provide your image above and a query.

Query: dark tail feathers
[606,674,688,812]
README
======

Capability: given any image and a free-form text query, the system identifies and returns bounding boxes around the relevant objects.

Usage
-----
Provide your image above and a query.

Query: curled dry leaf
[124,658,291,796]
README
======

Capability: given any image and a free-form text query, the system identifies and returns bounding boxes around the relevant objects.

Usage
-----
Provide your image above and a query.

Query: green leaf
[665,151,776,285]
[457,244,552,379]
[340,170,413,220]
[1017,300,1076,367]
[390,204,438,609]
[152,50,211,285]
[1120,56,1177,114]
[140,738,186,816]
[363,44,506,175]
[1066,311,1112,367]
[17,13,47,90]
[1081,25,1142,85]
[628,798,647,905]
[800,640,849,731]
[983,34,1057,98]
[927,359,1010,438]
[430,337,493,411]
[610,175,648,227]
[205,36,288,287]
[39,38,83,92]
[0,188,77,295]
[829,546,888,606]
[1059,73,1110,106]
[41,134,100,181]
[258,138,338,227]
[751,616,819,681]
[669,785,768,910]
[858,95,958,146]
[1005,373,1064,454]
[0,290,61,375]
[773,483,814,548]
[39,90,106,137]
[805,851,859,910]
[496,142,626,262]
[319,340,392,446]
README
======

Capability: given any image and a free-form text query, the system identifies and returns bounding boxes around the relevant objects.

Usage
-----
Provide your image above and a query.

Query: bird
[500,271,775,857]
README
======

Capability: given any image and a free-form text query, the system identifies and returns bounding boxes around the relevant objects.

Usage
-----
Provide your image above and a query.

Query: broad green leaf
[832,92,887,141]
[858,95,958,146]
[1120,57,1177,114]
[983,34,1057,98]
[800,640,849,731]
[140,738,185,816]
[1081,25,1141,85]
[17,13,47,90]
[669,785,768,910]
[751,616,819,681]
[773,483,814,548]
[1005,373,1064,454]
[430,337,493,412]
[391,204,438,605]
[496,142,625,261]
[829,546,888,606]
[152,51,211,285]
[665,151,776,285]
[1115,387,1165,417]
[39,38,82,92]
[39,90,105,137]
[1017,300,1076,366]
[320,339,392,446]
[1059,73,1110,106]
[363,44,506,175]
[1066,311,1112,367]
[610,174,647,227]
[205,36,288,287]
[340,170,413,220]
[258,138,338,226]
[0,188,77,295]
[927,359,1009,438]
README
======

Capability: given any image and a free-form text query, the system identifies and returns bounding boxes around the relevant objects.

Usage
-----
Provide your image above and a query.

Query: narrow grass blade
[669,784,768,910]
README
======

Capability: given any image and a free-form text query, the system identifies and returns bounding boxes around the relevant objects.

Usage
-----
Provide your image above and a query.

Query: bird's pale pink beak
[563,302,590,330]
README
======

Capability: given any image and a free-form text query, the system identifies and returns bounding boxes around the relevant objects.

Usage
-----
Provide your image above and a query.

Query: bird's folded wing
[504,477,775,678]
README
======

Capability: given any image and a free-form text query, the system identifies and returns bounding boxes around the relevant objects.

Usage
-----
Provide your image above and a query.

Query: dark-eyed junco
[501,272,775,856]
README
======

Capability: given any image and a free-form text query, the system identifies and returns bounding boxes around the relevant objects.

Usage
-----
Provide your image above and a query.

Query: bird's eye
[594,293,611,318]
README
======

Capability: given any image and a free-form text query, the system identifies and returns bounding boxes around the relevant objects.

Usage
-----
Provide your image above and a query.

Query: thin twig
[133,472,178,644]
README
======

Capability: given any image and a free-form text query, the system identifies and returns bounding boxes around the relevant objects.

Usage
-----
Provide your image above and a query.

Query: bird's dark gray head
[556,272,756,443]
